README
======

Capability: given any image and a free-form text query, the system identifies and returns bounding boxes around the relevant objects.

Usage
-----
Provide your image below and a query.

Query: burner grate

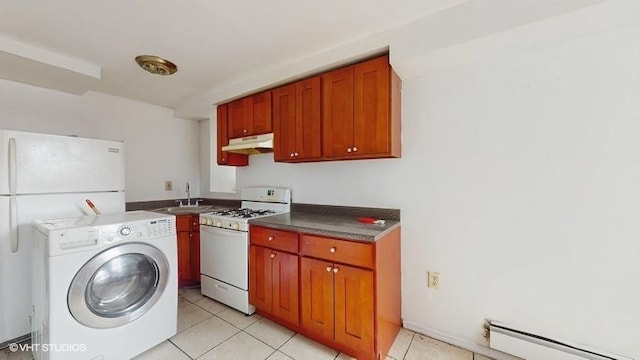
[208,208,276,218]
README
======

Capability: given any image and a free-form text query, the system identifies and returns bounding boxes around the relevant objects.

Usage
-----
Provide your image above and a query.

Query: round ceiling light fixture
[135,55,178,75]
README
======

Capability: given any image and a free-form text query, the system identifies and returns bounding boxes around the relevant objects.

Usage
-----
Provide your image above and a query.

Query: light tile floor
[0,287,495,360]
[135,287,495,360]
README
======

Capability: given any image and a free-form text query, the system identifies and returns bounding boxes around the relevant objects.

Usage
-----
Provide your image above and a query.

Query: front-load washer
[31,210,177,360]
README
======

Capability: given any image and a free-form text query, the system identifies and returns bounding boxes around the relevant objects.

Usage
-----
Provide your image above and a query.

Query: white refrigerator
[0,130,126,345]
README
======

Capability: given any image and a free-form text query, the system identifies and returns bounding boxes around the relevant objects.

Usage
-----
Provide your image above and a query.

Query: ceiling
[0,0,469,120]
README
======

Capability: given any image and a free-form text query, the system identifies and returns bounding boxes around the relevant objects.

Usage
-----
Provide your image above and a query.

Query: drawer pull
[268,236,274,241]
[330,247,336,253]
[326,266,332,272]
[270,253,276,258]
[333,267,339,273]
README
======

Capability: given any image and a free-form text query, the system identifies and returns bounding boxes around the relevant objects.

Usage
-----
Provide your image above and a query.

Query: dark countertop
[249,212,400,242]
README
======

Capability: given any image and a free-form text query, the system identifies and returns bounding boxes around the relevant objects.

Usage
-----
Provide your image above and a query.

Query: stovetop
[200,207,285,231]
[200,187,291,232]
[207,208,277,219]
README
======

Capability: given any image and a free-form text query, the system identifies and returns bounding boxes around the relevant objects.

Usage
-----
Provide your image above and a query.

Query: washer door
[68,243,169,328]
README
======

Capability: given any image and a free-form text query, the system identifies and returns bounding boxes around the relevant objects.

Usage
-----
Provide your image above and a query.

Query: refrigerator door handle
[10,196,18,252]
[9,137,16,195]
[9,137,18,252]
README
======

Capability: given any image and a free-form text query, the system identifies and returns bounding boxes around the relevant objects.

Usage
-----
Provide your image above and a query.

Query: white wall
[0,80,200,202]
[199,118,242,198]
[235,3,640,359]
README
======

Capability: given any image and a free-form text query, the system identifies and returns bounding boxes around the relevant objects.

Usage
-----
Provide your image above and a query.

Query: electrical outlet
[428,272,440,289]
[164,181,173,191]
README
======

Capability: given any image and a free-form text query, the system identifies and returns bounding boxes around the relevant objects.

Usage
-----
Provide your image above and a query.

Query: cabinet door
[295,76,322,160]
[301,257,335,339]
[249,245,272,312]
[272,83,296,162]
[251,91,272,135]
[217,104,248,166]
[271,251,299,325]
[228,97,251,138]
[273,78,321,162]
[322,66,354,158]
[334,264,374,354]
[177,231,191,287]
[190,215,201,284]
[353,55,390,156]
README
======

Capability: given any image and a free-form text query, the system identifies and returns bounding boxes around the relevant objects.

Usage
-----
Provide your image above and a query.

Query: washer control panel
[38,212,177,257]
[102,218,174,244]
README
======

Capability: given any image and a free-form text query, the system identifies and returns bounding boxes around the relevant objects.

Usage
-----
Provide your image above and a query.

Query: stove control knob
[200,218,206,225]
[231,222,239,230]
[215,220,222,227]
[119,226,132,237]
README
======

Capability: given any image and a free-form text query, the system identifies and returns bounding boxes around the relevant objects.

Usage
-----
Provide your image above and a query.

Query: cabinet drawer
[250,226,299,253]
[176,215,191,232]
[301,235,373,269]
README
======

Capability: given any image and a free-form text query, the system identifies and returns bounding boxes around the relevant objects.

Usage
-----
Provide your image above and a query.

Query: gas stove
[199,187,291,315]
[199,187,291,232]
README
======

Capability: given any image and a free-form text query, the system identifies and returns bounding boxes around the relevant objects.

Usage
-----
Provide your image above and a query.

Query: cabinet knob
[352,146,358,152]
[243,129,248,133]
[294,152,299,157]
[268,236,274,241]
[222,158,226,162]
[326,266,332,272]
[270,253,276,259]
[189,234,193,237]
[330,247,336,253]
[346,147,352,153]
[290,153,295,157]
[333,267,339,273]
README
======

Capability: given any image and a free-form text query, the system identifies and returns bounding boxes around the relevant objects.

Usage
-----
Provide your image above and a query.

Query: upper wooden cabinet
[216,104,248,166]
[322,54,401,160]
[216,53,400,165]
[228,90,272,138]
[272,76,322,162]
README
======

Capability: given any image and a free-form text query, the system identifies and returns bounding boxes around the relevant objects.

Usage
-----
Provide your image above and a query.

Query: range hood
[222,133,274,155]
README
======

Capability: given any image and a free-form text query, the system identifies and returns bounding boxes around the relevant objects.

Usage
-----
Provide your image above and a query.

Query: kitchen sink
[151,205,214,215]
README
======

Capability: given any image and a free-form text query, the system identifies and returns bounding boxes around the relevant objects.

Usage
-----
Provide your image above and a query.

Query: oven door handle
[200,226,245,236]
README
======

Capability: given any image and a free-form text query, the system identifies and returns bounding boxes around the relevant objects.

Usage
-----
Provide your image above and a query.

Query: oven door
[200,226,249,290]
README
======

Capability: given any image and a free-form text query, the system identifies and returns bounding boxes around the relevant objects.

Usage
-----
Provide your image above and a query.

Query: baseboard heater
[488,321,633,360]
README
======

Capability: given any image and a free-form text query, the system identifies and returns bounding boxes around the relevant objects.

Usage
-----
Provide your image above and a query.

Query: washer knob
[119,226,132,236]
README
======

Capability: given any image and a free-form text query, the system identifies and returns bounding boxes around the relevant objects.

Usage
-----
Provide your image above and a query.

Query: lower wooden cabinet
[177,214,201,287]
[249,224,401,360]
